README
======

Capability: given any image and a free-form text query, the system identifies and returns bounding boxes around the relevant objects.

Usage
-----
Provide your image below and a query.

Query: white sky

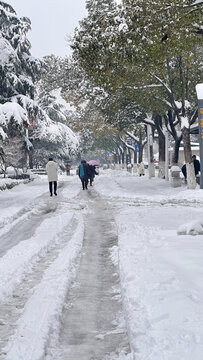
[7,0,87,58]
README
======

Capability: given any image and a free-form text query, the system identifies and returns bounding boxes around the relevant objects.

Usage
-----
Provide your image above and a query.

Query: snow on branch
[149,73,172,95]
[183,0,203,7]
[0,126,7,140]
[143,114,155,126]
[24,136,33,150]
[0,37,18,67]
[134,84,163,90]
[126,131,139,142]
[35,111,79,155]
[0,102,27,128]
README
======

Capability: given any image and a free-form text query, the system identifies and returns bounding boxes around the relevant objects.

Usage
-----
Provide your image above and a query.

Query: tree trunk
[118,152,121,164]
[138,131,143,163]
[154,114,164,178]
[122,151,125,167]
[172,137,182,165]
[150,145,155,177]
[158,135,165,178]
[134,151,137,163]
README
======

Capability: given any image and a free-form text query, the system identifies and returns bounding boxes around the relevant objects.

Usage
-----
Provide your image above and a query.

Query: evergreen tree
[0,1,41,102]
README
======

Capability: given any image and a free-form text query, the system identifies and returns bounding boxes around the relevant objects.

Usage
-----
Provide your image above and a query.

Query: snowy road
[0,175,131,360]
[0,171,203,360]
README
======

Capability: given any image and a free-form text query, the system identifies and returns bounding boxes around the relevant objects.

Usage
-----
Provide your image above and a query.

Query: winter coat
[193,159,200,175]
[78,162,88,180]
[181,164,187,179]
[138,162,145,175]
[46,161,58,182]
[87,165,98,180]
[182,160,200,179]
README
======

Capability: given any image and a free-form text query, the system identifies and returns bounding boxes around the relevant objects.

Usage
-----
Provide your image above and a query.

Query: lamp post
[163,128,169,181]
[147,124,154,178]
[196,83,203,189]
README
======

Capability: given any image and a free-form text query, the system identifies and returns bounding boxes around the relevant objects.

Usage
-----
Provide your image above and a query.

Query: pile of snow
[178,219,203,235]
[170,165,181,172]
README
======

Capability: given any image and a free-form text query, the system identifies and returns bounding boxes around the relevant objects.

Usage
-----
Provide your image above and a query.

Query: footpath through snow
[95,170,203,360]
[0,170,203,360]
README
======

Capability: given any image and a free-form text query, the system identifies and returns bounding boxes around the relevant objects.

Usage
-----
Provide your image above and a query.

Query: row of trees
[66,0,203,188]
[0,2,79,175]
[2,0,201,185]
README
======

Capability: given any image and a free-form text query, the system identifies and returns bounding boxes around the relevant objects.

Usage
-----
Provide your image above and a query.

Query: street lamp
[196,83,203,189]
[163,127,169,181]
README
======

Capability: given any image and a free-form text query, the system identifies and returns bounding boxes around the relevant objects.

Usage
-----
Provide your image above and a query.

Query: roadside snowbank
[116,207,203,360]
[95,169,203,204]
[178,219,203,235]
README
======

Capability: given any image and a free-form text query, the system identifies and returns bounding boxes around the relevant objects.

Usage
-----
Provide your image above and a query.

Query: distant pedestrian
[181,164,187,182]
[181,155,200,182]
[46,157,58,196]
[138,162,145,176]
[87,164,98,186]
[78,160,88,190]
[192,155,200,176]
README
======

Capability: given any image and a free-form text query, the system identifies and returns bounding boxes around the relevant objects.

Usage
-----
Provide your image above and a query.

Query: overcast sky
[7,0,87,58]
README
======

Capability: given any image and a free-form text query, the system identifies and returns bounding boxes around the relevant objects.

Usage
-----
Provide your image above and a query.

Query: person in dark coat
[181,164,187,181]
[87,164,98,186]
[78,160,88,190]
[181,155,200,181]
[192,155,200,175]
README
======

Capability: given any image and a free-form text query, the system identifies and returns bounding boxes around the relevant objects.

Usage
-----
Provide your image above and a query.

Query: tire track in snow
[0,209,75,303]
[0,200,59,257]
[0,181,67,243]
[1,213,84,360]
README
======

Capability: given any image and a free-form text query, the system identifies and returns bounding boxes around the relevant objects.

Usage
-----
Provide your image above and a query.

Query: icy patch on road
[3,214,84,360]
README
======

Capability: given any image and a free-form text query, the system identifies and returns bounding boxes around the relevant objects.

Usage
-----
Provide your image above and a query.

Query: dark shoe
[54,192,57,196]
[50,193,53,197]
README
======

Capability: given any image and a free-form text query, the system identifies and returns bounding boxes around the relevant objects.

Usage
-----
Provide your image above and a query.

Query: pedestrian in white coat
[138,162,145,176]
[45,157,58,196]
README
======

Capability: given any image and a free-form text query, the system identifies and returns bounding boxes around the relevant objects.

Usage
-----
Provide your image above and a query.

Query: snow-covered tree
[0,2,41,102]
[72,0,203,188]
[0,3,79,168]
[0,1,42,167]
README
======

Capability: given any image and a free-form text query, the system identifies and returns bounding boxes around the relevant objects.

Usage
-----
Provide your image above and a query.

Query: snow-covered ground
[0,169,203,360]
[95,170,203,360]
